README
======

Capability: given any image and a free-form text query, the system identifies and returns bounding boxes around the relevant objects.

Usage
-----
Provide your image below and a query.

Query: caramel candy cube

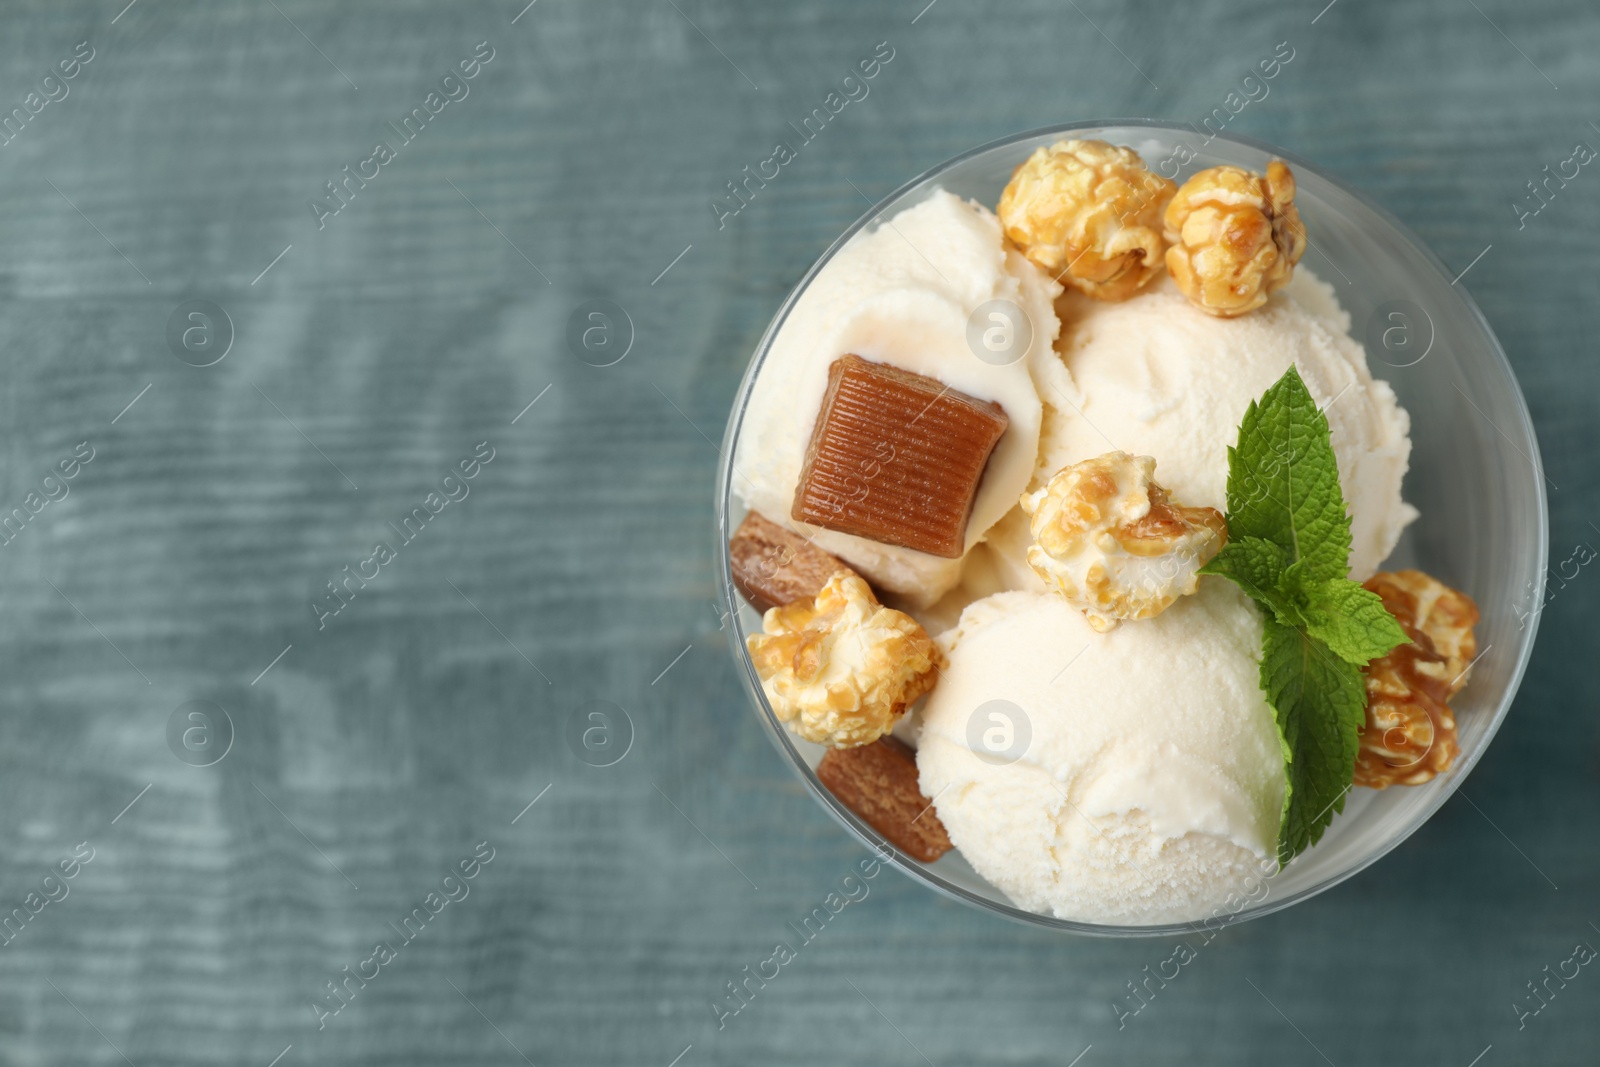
[728,511,856,612]
[817,736,952,863]
[792,355,1008,558]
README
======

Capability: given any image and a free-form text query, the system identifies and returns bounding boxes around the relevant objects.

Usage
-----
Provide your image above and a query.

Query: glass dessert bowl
[716,121,1547,936]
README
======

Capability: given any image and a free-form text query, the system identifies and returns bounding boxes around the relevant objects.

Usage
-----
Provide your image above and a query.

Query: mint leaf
[1223,367,1351,583]
[1201,537,1305,627]
[1259,620,1367,864]
[1301,580,1411,666]
[1202,366,1417,866]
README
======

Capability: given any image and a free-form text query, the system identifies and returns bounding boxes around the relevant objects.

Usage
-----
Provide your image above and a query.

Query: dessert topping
[747,571,942,748]
[1366,570,1479,693]
[1200,367,1411,862]
[1164,160,1306,317]
[791,355,1008,559]
[817,736,953,862]
[998,138,1176,301]
[1354,570,1480,788]
[729,510,857,612]
[1020,451,1226,632]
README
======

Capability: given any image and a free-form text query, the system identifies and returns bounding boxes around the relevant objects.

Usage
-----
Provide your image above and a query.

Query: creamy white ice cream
[916,583,1284,924]
[733,190,1067,606]
[1013,270,1415,582]
[911,269,1414,923]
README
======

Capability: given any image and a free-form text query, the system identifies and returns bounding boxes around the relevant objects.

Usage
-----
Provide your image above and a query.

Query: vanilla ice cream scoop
[916,583,1284,925]
[733,190,1067,607]
[1023,270,1415,581]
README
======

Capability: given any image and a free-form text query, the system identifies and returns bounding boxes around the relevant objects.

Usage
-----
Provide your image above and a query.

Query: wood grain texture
[0,0,1593,1064]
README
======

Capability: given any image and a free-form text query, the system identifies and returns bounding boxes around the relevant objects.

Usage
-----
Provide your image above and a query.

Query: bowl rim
[714,118,1549,937]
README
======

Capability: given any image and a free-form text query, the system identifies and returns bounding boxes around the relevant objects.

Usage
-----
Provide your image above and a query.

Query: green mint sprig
[1199,367,1410,865]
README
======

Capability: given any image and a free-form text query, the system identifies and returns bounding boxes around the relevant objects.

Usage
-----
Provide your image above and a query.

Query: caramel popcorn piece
[1163,160,1306,317]
[728,511,857,613]
[1355,570,1481,788]
[998,139,1176,301]
[747,572,942,748]
[817,736,953,862]
[792,355,1008,559]
[1020,451,1227,632]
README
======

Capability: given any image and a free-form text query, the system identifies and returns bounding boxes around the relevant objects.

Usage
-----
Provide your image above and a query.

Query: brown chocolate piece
[792,355,1008,559]
[817,736,952,863]
[728,511,856,612]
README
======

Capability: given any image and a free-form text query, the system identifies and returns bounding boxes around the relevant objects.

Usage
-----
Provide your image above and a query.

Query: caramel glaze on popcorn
[998,139,1176,301]
[747,571,942,748]
[1022,452,1227,632]
[1355,570,1481,788]
[1164,160,1306,317]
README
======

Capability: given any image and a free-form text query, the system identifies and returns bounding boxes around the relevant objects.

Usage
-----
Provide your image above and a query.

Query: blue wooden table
[0,1,1594,1063]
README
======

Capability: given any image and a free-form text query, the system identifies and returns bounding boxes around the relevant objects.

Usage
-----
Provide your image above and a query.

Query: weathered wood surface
[0,1,1593,1063]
